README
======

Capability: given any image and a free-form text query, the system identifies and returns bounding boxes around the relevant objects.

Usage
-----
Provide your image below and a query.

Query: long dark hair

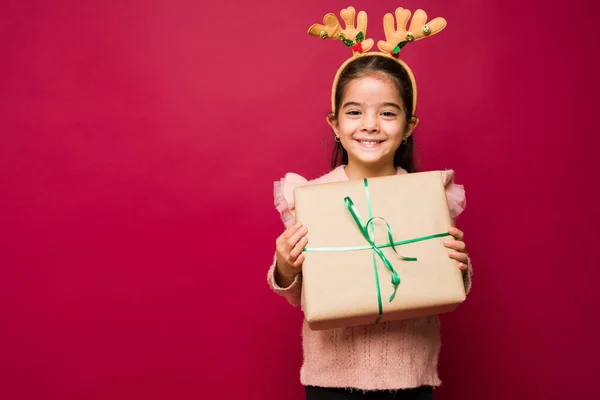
[330,55,417,173]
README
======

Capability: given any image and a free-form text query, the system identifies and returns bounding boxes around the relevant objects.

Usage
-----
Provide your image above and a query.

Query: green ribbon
[363,178,383,320]
[303,178,451,321]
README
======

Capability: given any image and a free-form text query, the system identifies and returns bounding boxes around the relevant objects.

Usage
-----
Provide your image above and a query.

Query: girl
[267,7,472,400]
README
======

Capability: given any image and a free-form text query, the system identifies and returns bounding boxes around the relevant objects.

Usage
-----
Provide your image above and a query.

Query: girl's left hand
[444,227,469,273]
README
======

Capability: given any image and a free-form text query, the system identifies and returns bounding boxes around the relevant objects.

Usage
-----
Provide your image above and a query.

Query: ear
[404,117,419,139]
[326,113,339,135]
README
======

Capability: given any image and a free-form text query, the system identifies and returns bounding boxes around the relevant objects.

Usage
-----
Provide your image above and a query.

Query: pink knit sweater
[267,165,472,391]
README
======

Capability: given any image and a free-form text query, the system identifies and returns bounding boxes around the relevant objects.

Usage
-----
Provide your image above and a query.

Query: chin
[349,153,392,166]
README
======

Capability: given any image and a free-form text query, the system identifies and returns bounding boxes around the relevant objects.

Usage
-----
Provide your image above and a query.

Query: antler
[308,7,374,55]
[377,8,446,57]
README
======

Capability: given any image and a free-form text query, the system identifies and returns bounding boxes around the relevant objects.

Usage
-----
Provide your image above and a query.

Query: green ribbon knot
[343,195,415,303]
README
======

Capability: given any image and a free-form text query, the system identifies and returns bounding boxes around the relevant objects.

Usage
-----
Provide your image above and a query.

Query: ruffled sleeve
[273,172,308,228]
[267,172,308,307]
[441,169,473,294]
[441,169,466,220]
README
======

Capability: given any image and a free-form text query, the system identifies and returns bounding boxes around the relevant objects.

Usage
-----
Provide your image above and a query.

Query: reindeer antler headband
[308,6,446,115]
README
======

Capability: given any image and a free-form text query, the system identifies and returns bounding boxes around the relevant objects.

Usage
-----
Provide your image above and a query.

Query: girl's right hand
[275,222,308,287]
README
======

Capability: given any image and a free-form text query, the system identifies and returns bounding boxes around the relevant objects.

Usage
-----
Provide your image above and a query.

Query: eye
[346,110,361,116]
[381,111,397,117]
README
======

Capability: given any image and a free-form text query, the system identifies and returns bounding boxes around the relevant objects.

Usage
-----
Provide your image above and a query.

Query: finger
[458,262,468,272]
[294,253,305,268]
[449,251,469,264]
[356,10,367,34]
[287,224,308,248]
[289,236,308,259]
[340,7,356,29]
[284,222,302,239]
[448,227,464,241]
[383,13,395,40]
[395,7,411,32]
[443,239,466,252]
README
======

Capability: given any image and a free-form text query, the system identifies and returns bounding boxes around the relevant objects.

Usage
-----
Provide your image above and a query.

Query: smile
[355,139,385,148]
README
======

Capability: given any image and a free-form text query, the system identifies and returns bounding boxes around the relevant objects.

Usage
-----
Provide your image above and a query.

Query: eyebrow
[341,101,402,110]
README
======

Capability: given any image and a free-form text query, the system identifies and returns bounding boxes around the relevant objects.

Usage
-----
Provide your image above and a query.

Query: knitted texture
[267,165,472,390]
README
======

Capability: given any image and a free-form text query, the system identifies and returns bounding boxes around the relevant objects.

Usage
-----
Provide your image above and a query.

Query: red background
[1,0,599,398]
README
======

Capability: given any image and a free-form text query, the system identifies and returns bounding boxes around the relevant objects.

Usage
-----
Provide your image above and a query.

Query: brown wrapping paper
[294,171,466,331]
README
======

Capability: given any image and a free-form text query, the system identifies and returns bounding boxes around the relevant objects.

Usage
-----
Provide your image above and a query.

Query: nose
[361,112,379,133]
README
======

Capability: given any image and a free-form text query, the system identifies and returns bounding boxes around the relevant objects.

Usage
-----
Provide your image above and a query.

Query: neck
[343,161,397,180]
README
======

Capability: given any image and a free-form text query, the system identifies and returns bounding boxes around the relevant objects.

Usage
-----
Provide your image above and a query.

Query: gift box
[294,171,466,331]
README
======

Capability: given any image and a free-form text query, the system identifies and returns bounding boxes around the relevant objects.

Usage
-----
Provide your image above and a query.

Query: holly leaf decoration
[356,31,364,43]
[342,38,355,47]
[393,41,408,55]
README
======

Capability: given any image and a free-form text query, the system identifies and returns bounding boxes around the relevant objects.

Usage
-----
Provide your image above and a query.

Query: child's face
[329,75,416,168]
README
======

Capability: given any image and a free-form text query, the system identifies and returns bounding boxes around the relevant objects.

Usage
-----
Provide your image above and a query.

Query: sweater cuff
[266,253,302,307]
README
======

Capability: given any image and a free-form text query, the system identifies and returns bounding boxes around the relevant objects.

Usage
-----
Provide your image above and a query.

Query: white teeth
[359,141,380,145]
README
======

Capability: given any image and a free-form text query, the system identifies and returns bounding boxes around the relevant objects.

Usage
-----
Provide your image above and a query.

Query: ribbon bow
[343,195,415,302]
